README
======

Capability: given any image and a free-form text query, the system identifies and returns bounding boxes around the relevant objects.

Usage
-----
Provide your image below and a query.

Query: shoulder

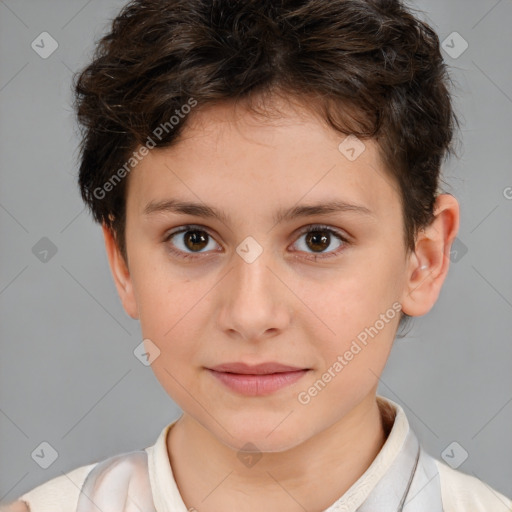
[8,448,156,512]
[436,459,512,512]
[4,422,174,512]
[0,501,30,512]
[7,461,97,512]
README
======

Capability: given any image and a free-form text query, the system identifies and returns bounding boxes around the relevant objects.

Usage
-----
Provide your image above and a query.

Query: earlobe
[400,194,460,317]
[101,224,139,320]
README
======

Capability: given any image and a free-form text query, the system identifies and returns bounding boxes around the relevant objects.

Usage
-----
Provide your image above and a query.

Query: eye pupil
[306,231,330,253]
[185,230,209,251]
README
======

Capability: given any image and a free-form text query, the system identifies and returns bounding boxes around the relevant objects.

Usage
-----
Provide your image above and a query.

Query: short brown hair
[73,0,459,334]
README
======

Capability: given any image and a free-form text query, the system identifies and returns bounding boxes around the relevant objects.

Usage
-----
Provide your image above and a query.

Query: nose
[216,247,292,342]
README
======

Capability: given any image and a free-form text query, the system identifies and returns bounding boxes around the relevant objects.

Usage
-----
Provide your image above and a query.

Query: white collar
[145,396,441,511]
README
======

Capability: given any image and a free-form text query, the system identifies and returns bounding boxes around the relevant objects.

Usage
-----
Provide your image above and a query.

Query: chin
[216,420,311,454]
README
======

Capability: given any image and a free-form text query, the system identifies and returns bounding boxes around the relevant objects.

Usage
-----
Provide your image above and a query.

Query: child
[4,0,511,510]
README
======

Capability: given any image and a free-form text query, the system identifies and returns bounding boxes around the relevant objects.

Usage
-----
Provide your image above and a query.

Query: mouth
[208,361,309,374]
[206,362,310,396]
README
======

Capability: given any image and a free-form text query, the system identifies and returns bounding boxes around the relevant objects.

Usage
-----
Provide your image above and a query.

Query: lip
[208,362,307,374]
[206,362,310,396]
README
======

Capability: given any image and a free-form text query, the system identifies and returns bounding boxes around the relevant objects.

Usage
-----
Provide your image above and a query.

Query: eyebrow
[143,198,375,225]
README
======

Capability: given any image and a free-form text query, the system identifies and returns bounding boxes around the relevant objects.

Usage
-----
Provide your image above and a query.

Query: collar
[146,395,442,511]
[75,396,442,511]
[324,397,442,511]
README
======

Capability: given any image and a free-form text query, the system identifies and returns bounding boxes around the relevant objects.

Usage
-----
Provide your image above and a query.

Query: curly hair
[73,0,459,333]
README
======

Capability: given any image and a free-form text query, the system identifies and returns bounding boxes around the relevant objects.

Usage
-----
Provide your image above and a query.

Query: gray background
[1,0,511,504]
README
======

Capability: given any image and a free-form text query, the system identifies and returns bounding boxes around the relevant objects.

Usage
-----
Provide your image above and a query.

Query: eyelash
[163,224,350,262]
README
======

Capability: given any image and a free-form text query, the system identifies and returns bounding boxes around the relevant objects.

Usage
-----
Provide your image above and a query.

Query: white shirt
[14,397,512,511]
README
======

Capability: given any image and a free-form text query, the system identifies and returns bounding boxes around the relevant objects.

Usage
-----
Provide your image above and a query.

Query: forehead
[126,99,401,224]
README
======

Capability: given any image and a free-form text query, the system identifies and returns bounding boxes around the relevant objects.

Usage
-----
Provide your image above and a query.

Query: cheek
[128,246,184,330]
[299,265,397,329]
[136,279,203,345]
[136,276,206,405]
[131,261,211,367]
[298,268,399,374]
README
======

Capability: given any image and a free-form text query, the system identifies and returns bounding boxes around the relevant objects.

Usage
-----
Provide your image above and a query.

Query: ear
[400,194,460,317]
[102,223,139,320]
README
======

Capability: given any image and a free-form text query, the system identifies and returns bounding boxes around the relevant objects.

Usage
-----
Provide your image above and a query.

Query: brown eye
[164,225,219,259]
[305,230,331,253]
[183,230,209,252]
[292,225,349,260]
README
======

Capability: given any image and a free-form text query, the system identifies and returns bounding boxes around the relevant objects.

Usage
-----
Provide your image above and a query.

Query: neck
[167,393,392,512]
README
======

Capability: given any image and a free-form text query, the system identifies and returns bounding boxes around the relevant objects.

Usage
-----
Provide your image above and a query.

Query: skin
[95,96,458,511]
[0,503,29,512]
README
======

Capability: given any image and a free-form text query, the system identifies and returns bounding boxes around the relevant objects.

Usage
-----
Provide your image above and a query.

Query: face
[103,97,454,452]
